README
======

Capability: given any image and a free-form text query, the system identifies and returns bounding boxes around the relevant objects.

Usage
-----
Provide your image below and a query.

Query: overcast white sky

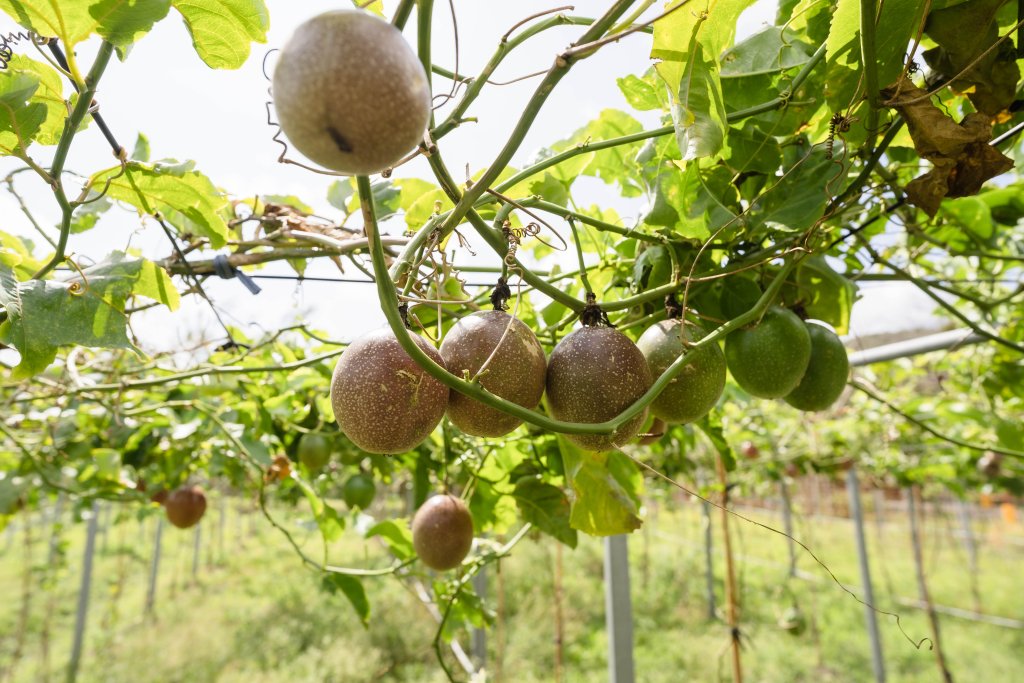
[0,0,947,365]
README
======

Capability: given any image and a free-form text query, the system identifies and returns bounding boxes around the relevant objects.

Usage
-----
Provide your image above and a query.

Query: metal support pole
[471,567,487,669]
[47,492,65,567]
[192,524,201,579]
[604,535,635,683]
[67,501,99,683]
[956,499,982,612]
[779,480,797,577]
[701,501,716,620]
[846,468,886,683]
[145,517,163,614]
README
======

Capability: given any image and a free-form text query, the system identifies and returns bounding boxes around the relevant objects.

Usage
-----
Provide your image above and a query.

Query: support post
[145,517,163,614]
[956,499,981,612]
[471,567,487,670]
[779,479,797,577]
[47,492,65,567]
[67,501,99,683]
[846,468,886,683]
[604,535,634,683]
[908,488,954,683]
[701,500,716,620]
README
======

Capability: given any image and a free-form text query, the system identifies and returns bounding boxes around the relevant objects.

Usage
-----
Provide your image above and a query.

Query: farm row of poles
[0,470,1020,682]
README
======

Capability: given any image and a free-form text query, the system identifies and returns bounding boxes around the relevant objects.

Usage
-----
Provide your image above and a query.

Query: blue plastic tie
[212,254,261,295]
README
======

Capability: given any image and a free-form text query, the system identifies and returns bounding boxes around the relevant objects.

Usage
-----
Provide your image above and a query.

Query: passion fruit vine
[272,10,431,174]
[439,310,547,437]
[546,301,652,451]
[411,494,474,572]
[330,328,449,454]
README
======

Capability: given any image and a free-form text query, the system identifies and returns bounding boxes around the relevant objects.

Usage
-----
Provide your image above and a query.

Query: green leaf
[327,180,354,212]
[69,196,113,234]
[89,161,230,247]
[674,163,742,240]
[616,72,665,111]
[171,0,269,69]
[0,0,170,50]
[0,262,138,378]
[747,146,840,234]
[2,55,65,146]
[721,27,811,78]
[696,414,735,471]
[366,519,415,560]
[547,109,645,195]
[352,0,383,16]
[132,132,151,161]
[824,0,860,111]
[512,478,577,548]
[557,435,642,536]
[93,0,172,50]
[134,259,180,310]
[0,70,46,154]
[321,573,370,627]
[725,121,782,174]
[0,229,42,277]
[793,255,857,334]
[671,39,727,160]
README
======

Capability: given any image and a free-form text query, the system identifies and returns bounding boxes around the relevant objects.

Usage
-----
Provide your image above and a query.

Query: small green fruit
[297,433,332,471]
[637,319,726,424]
[725,307,811,399]
[412,494,474,571]
[783,323,849,411]
[342,473,376,510]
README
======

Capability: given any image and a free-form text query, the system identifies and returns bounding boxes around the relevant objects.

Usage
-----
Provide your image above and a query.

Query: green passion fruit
[297,432,332,471]
[439,310,547,437]
[342,473,376,509]
[546,326,653,451]
[330,328,449,454]
[411,494,474,572]
[272,10,431,174]
[725,307,811,399]
[636,319,726,424]
[783,322,850,411]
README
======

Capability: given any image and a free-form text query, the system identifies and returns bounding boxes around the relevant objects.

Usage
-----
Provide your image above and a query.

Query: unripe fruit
[297,433,332,471]
[342,473,377,510]
[272,10,431,174]
[725,307,811,399]
[546,326,653,451]
[411,494,474,571]
[439,311,547,437]
[331,328,449,454]
[636,319,726,424]
[164,486,207,529]
[783,323,849,411]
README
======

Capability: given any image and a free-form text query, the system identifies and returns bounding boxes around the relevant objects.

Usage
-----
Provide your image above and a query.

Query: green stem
[392,0,415,29]
[417,0,435,129]
[568,218,593,294]
[360,173,803,437]
[859,0,880,146]
[33,42,116,280]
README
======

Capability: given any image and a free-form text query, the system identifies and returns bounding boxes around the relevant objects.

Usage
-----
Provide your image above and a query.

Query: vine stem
[32,41,116,280]
[358,174,804,436]
[716,452,743,683]
[859,0,879,148]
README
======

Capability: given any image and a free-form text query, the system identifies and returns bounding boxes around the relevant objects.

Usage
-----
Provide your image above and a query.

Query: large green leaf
[512,477,577,548]
[0,70,46,154]
[0,0,171,50]
[171,0,269,69]
[0,229,42,277]
[671,39,727,160]
[2,55,65,146]
[793,255,857,334]
[545,109,645,196]
[824,0,859,111]
[557,435,642,536]
[322,573,370,627]
[721,27,812,77]
[295,476,344,544]
[89,161,230,247]
[747,146,840,234]
[0,262,138,378]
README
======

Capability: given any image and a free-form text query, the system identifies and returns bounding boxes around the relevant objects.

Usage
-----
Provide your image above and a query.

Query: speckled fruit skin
[330,328,449,454]
[439,311,547,437]
[637,319,726,424]
[725,307,811,399]
[546,326,653,451]
[783,323,850,411]
[165,486,207,529]
[272,11,431,174]
[411,494,474,571]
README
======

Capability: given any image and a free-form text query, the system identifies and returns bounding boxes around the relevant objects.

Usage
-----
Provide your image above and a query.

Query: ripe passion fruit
[411,494,474,572]
[272,10,431,174]
[546,324,652,451]
[164,486,207,529]
[330,328,449,454]
[439,310,547,437]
